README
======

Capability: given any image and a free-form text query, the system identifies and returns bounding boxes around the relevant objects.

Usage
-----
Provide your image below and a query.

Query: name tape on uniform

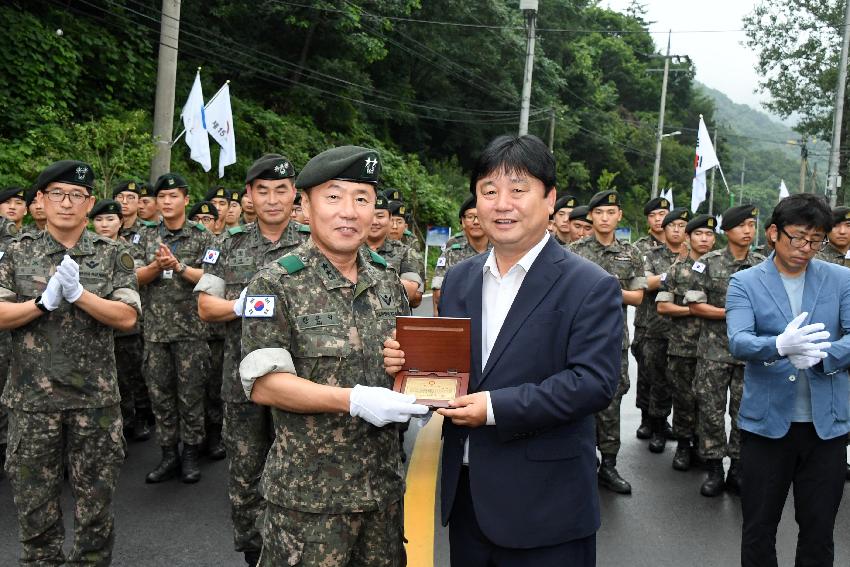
[245,296,275,318]
[203,249,220,264]
[691,261,706,273]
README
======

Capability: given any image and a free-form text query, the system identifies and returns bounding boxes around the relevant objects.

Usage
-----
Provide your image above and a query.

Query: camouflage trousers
[631,327,649,412]
[596,349,629,457]
[4,406,124,566]
[258,500,406,567]
[642,337,672,419]
[143,340,210,447]
[206,339,224,429]
[114,334,149,424]
[694,359,744,460]
[0,332,10,446]
[667,355,698,440]
[223,401,274,555]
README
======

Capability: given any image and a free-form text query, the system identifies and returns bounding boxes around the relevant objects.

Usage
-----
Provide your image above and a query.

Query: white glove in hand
[40,274,63,311]
[776,312,831,357]
[788,353,825,370]
[56,255,84,303]
[350,385,429,427]
[233,287,248,317]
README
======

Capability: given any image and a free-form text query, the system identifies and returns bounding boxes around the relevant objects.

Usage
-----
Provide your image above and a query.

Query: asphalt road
[0,302,848,566]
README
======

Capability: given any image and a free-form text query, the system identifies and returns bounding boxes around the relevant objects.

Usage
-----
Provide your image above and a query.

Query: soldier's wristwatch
[176,263,187,275]
[34,295,50,313]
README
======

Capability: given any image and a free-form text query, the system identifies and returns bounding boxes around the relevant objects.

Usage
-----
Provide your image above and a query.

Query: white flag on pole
[715,214,723,234]
[205,83,236,178]
[691,172,707,213]
[181,71,211,172]
[662,187,674,209]
[690,115,720,212]
[778,179,789,200]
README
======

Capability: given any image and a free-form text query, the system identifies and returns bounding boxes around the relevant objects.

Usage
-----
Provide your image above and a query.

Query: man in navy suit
[385,135,622,566]
[726,193,850,567]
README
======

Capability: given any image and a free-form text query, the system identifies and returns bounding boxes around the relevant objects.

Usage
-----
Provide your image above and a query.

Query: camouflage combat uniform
[138,219,215,447]
[401,229,421,253]
[194,220,309,557]
[656,257,704,440]
[0,229,141,566]
[816,242,849,267]
[632,234,664,412]
[372,237,424,290]
[571,236,647,456]
[685,247,764,460]
[430,234,489,290]
[241,239,410,567]
[0,217,19,451]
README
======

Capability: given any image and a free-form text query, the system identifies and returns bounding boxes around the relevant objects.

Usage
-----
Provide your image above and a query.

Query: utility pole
[547,108,555,152]
[827,0,850,206]
[799,136,808,193]
[739,157,746,205]
[518,0,538,137]
[150,0,182,183]
[708,126,718,215]
[650,32,690,198]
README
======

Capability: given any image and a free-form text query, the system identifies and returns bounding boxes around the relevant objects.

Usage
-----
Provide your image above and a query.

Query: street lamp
[662,131,682,138]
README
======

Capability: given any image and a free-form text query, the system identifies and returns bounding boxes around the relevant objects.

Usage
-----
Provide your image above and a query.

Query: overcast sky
[603,0,770,114]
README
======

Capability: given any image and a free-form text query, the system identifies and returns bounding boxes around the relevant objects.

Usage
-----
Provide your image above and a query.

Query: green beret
[245,153,296,184]
[35,160,95,192]
[662,207,690,228]
[588,190,621,211]
[0,186,27,205]
[188,200,219,220]
[643,197,670,216]
[832,206,850,225]
[153,173,188,195]
[88,199,123,219]
[459,195,477,219]
[138,183,152,198]
[25,187,38,208]
[388,200,406,218]
[686,214,716,233]
[721,204,758,231]
[205,186,229,201]
[295,146,381,190]
[568,205,591,223]
[554,195,577,213]
[112,180,139,198]
[374,191,390,210]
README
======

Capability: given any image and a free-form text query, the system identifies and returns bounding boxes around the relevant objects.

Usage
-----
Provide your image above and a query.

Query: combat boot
[648,418,667,453]
[663,420,675,440]
[145,445,180,483]
[636,411,651,440]
[133,415,151,442]
[672,439,691,471]
[206,424,226,461]
[598,454,632,495]
[700,459,725,497]
[181,443,202,483]
[725,458,741,495]
[244,550,260,567]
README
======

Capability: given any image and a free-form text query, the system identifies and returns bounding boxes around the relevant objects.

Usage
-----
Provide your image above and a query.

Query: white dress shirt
[463,231,551,464]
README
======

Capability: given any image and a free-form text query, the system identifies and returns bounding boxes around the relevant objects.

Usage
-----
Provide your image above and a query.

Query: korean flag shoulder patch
[436,256,447,268]
[132,233,141,244]
[245,296,276,318]
[691,261,706,274]
[203,249,221,264]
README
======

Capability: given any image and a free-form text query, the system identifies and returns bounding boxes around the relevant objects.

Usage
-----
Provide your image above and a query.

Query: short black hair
[469,135,556,196]
[771,193,833,234]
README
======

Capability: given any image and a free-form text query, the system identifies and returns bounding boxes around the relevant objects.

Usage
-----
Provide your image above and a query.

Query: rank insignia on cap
[398,205,405,215]
[661,199,669,208]
[201,204,210,214]
[707,218,715,227]
[128,182,136,191]
[364,156,378,175]
[608,194,616,204]
[245,295,275,318]
[168,178,175,186]
[203,249,220,264]
[845,212,850,221]
[76,166,88,181]
[274,162,290,176]
[752,208,758,216]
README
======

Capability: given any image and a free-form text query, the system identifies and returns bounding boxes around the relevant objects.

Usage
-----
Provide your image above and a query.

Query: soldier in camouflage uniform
[0,214,18,468]
[291,191,308,225]
[817,205,850,267]
[196,153,309,567]
[551,194,577,245]
[225,190,244,231]
[0,187,28,231]
[431,194,490,316]
[655,214,717,471]
[24,188,47,234]
[384,190,420,252]
[366,194,424,308]
[571,190,647,495]
[685,204,764,497]
[136,173,216,484]
[642,208,690,454]
[567,205,593,243]
[240,146,425,567]
[0,160,141,566]
[137,182,160,223]
[204,186,231,237]
[632,196,670,439]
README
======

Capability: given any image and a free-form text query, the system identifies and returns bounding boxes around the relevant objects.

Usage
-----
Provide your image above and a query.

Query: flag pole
[171,80,230,147]
[715,164,731,194]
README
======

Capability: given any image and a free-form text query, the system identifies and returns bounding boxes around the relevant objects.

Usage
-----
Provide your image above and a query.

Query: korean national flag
[203,249,220,264]
[245,296,275,318]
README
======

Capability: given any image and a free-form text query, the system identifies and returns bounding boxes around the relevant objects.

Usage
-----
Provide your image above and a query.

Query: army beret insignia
[88,199,123,220]
[708,218,715,227]
[35,160,95,192]
[388,201,406,217]
[554,195,576,213]
[0,186,27,204]
[153,173,188,194]
[588,190,620,211]
[608,194,616,203]
[662,207,690,228]
[188,200,219,221]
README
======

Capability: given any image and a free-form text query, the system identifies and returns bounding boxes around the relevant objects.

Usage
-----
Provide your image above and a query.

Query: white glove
[776,312,831,357]
[40,274,64,311]
[56,255,84,303]
[350,385,429,427]
[788,352,826,370]
[233,287,248,317]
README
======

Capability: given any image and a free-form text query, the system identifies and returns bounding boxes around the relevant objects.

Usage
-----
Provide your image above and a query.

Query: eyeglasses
[462,214,479,222]
[45,189,90,204]
[780,228,827,251]
[194,215,216,223]
[115,194,138,203]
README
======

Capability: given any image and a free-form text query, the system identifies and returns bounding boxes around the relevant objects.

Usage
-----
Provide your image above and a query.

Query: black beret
[832,206,850,225]
[295,146,381,190]
[568,205,592,223]
[138,183,152,198]
[686,214,717,233]
[554,195,577,213]
[293,192,302,206]
[375,191,390,210]
[88,199,123,219]
[112,180,139,198]
[588,190,621,210]
[35,160,95,192]
[187,200,219,220]
[228,189,242,203]
[384,188,403,202]
[245,153,296,184]
[0,186,27,205]
[643,197,671,215]
[721,204,758,231]
[662,207,690,228]
[25,187,38,208]
[153,173,188,195]
[205,186,229,201]
[459,195,477,219]
[388,200,406,217]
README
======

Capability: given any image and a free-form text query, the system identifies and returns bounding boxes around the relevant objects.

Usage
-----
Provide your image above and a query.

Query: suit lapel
[465,255,485,384]
[759,259,794,323]
[801,260,824,316]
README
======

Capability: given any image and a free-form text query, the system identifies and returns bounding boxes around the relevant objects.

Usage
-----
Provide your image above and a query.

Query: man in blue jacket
[726,193,850,567]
